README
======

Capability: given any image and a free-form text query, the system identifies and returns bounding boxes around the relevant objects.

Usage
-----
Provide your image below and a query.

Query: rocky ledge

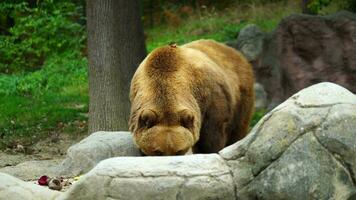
[1,82,356,200]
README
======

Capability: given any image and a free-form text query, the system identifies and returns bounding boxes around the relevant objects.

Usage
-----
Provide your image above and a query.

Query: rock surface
[254,82,268,110]
[235,24,265,62]
[60,154,235,200]
[57,131,141,177]
[220,82,356,199]
[0,172,61,200]
[0,82,355,200]
[237,11,356,108]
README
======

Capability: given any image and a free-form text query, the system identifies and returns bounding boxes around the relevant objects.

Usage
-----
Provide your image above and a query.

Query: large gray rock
[236,24,266,62]
[60,154,235,200]
[220,82,356,199]
[58,131,141,177]
[0,172,60,200]
[252,11,356,108]
[60,82,356,200]
[1,82,356,200]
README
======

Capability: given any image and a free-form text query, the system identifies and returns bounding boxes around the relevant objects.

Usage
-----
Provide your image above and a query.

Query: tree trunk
[301,0,312,14]
[87,0,146,133]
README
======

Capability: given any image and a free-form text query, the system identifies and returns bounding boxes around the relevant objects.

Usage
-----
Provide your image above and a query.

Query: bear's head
[130,108,199,156]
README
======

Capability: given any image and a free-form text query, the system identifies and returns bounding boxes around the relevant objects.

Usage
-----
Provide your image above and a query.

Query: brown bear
[129,39,255,156]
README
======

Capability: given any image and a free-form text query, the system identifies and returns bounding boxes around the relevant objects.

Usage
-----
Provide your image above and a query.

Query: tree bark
[301,0,313,14]
[87,0,146,133]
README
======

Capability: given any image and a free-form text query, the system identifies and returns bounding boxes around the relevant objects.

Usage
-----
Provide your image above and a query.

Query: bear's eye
[179,109,194,129]
[139,109,157,129]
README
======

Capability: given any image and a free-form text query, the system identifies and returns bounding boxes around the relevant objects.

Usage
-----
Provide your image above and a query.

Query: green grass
[0,85,88,147]
[146,1,300,51]
[0,1,300,149]
[146,17,247,52]
[0,53,88,148]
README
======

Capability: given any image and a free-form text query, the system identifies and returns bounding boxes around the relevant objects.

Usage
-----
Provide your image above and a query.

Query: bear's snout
[150,146,190,156]
[138,126,194,156]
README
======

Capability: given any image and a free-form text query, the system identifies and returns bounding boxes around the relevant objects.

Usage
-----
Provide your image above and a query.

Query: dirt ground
[0,134,86,168]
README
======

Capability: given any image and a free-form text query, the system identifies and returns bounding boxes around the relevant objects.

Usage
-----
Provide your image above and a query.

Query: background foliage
[0,0,87,148]
[0,0,354,149]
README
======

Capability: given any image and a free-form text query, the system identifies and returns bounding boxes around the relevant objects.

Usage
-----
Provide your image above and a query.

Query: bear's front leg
[192,120,229,153]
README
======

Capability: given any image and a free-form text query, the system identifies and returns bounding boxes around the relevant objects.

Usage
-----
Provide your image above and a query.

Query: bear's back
[182,39,254,90]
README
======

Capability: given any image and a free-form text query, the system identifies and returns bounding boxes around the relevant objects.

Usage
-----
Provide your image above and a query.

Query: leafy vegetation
[0,0,85,73]
[305,0,356,14]
[250,109,267,128]
[0,0,87,148]
[0,0,351,149]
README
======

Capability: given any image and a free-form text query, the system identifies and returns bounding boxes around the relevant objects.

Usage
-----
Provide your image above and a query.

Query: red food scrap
[38,175,49,186]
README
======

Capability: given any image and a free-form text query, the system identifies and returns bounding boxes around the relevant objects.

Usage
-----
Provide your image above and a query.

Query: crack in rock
[293,101,356,108]
[175,177,186,200]
[100,171,231,179]
[220,155,238,200]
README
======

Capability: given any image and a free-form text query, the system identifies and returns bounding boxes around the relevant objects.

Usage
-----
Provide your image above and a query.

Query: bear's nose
[174,148,189,155]
[153,149,164,156]
[152,147,189,156]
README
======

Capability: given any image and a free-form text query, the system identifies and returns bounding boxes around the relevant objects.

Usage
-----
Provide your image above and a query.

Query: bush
[306,0,356,14]
[307,0,333,14]
[339,0,356,12]
[250,109,267,127]
[0,0,85,73]
[0,51,87,97]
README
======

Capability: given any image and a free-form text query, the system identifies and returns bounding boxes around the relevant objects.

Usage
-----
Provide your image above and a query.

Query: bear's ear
[139,109,158,129]
[179,109,194,129]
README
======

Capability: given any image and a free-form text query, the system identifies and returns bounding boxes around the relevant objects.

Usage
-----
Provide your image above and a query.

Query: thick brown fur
[129,39,255,156]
